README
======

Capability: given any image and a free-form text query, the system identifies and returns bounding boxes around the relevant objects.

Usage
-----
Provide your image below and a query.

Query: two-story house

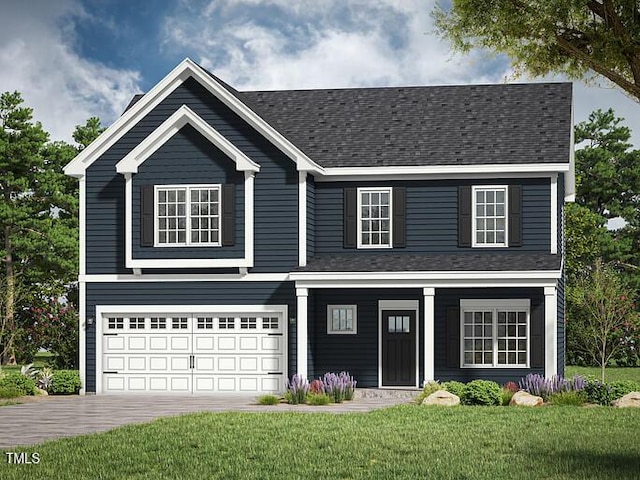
[64,58,573,395]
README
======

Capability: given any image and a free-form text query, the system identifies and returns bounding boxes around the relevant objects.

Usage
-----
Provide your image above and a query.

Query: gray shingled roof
[240,82,572,168]
[125,68,572,168]
[294,253,562,272]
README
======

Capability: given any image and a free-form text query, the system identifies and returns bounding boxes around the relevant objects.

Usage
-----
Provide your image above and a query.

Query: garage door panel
[101,312,285,394]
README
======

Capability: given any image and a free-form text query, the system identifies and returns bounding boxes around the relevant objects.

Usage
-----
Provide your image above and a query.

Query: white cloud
[163,0,640,147]
[0,0,142,142]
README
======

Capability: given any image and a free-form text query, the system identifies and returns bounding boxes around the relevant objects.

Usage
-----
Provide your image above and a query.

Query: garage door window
[108,317,124,330]
[197,317,214,329]
[129,317,145,329]
[219,317,235,329]
[262,317,279,329]
[172,317,188,329]
[241,317,257,329]
[150,317,167,329]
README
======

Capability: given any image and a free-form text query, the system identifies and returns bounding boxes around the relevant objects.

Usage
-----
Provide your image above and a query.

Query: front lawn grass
[566,366,640,382]
[1,405,639,479]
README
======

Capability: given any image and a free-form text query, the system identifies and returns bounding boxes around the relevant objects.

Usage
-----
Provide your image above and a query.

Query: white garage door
[100,310,285,394]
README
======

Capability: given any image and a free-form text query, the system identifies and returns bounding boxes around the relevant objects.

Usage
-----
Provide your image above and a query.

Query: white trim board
[378,300,420,388]
[116,106,260,174]
[290,270,562,281]
[64,58,322,178]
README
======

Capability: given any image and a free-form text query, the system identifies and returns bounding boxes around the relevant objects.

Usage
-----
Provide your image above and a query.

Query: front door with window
[382,310,416,386]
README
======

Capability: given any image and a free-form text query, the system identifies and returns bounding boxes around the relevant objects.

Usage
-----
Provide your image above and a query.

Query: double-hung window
[156,185,221,246]
[472,186,507,247]
[358,187,392,248]
[460,299,529,368]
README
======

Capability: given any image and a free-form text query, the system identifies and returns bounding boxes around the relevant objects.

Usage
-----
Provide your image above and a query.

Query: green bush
[443,381,467,398]
[50,370,81,394]
[0,386,23,398]
[307,393,332,405]
[0,373,36,396]
[501,388,515,406]
[549,391,587,406]
[415,380,442,404]
[609,380,640,401]
[461,380,502,406]
[257,394,280,405]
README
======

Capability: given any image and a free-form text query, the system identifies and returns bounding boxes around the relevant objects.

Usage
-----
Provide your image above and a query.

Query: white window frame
[357,187,393,249]
[327,305,358,335]
[472,185,508,248]
[154,184,221,247]
[460,299,530,369]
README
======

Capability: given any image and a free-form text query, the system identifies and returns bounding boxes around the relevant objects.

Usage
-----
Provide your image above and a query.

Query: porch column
[423,287,435,384]
[544,286,558,378]
[296,287,308,378]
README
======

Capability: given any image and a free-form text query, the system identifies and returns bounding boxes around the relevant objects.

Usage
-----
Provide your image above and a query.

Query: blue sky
[2,0,639,147]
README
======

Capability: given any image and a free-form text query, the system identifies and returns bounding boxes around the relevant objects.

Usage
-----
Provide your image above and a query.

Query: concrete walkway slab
[0,393,412,449]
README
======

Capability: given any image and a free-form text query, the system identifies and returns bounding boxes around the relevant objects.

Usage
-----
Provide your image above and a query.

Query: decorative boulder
[509,390,543,407]
[613,392,640,408]
[422,390,460,406]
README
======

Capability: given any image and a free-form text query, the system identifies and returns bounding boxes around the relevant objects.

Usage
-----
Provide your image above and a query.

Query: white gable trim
[116,106,259,174]
[64,58,323,178]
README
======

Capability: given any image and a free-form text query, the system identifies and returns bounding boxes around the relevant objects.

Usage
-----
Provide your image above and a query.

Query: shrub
[286,374,309,404]
[549,391,587,406]
[415,380,442,404]
[50,370,81,394]
[609,380,640,401]
[519,374,586,401]
[503,381,519,393]
[501,388,515,406]
[257,394,279,405]
[28,300,79,369]
[461,380,502,406]
[0,386,23,399]
[37,367,54,391]
[322,372,357,403]
[442,381,466,398]
[309,379,324,394]
[307,393,332,405]
[0,373,36,396]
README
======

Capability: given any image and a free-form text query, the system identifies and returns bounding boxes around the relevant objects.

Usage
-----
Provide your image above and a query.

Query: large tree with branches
[433,0,640,102]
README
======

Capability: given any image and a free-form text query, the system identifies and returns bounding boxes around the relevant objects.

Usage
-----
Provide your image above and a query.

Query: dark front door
[382,310,416,386]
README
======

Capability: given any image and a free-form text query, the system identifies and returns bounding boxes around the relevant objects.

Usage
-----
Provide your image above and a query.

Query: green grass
[1,406,639,479]
[566,366,640,382]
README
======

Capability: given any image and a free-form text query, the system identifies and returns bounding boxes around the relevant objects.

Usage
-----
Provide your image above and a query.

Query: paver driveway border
[0,393,412,449]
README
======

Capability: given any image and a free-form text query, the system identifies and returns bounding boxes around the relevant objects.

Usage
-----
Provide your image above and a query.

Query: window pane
[518,352,526,364]
[388,318,394,332]
[464,312,473,324]
[465,352,473,364]
[177,190,185,202]
[402,316,409,333]
[498,352,506,364]
[496,190,505,203]
[159,190,166,202]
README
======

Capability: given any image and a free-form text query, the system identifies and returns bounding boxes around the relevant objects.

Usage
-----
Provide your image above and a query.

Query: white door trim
[378,300,420,388]
[95,304,288,394]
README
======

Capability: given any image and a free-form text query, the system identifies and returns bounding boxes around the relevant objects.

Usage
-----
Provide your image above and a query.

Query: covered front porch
[290,271,561,388]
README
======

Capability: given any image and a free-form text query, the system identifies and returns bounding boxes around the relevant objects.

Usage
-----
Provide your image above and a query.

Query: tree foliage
[0,91,104,365]
[433,0,640,102]
[568,259,639,381]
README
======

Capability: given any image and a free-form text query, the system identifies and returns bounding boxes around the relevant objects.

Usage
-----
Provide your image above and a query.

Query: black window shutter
[508,185,522,247]
[222,184,235,246]
[445,306,461,368]
[458,186,472,247]
[343,188,357,249]
[530,303,544,368]
[140,186,154,247]
[392,187,406,248]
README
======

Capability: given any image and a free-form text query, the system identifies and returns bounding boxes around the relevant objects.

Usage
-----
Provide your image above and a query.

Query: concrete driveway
[0,392,412,449]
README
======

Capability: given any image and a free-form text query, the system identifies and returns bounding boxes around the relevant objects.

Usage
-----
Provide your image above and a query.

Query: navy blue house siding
[310,289,424,387]
[86,77,298,274]
[314,178,551,255]
[85,281,296,393]
[132,124,245,259]
[434,288,545,384]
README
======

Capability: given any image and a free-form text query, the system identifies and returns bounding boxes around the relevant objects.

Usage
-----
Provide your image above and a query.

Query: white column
[544,286,558,378]
[244,171,255,267]
[298,171,307,267]
[423,287,435,384]
[550,173,558,255]
[296,287,308,378]
[79,280,86,395]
